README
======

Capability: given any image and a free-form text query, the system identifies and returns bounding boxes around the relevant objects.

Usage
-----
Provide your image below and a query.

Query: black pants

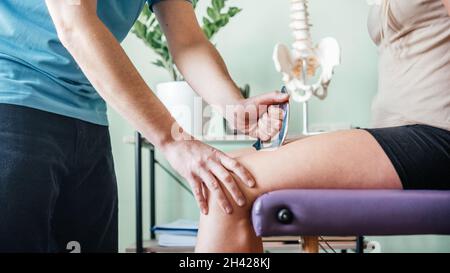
[0,104,118,252]
[366,125,450,190]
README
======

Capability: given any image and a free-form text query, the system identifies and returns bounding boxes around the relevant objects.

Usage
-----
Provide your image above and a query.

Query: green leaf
[228,7,242,17]
[207,7,220,21]
[152,60,166,68]
[218,15,229,27]
[150,40,161,50]
[152,29,162,41]
[203,17,212,26]
[142,3,151,17]
[212,0,225,11]
[148,16,157,27]
[162,46,170,56]
[212,0,219,10]
[153,47,166,57]
[203,26,212,39]
[209,24,218,35]
[132,21,146,38]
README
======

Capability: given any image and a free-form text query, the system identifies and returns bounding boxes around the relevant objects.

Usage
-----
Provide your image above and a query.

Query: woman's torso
[367,0,450,131]
[0,0,148,125]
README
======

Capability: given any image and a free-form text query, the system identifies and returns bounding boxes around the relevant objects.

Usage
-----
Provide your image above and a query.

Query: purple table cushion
[251,190,450,237]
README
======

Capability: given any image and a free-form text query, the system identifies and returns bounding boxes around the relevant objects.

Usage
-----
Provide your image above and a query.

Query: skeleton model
[273,0,341,135]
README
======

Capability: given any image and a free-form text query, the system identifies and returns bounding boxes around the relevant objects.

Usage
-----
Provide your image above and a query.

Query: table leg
[135,132,143,253]
[356,236,364,253]
[302,236,319,253]
[149,144,156,240]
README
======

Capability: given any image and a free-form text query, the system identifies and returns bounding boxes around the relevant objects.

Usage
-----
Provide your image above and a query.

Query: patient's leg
[195,129,402,253]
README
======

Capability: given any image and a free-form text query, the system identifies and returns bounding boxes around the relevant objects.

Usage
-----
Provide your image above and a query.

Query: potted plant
[132,0,249,137]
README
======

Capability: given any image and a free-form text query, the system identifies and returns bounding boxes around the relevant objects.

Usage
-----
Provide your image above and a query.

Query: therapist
[0,0,288,252]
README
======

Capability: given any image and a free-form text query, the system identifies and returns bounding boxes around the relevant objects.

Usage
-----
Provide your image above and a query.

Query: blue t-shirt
[0,0,162,125]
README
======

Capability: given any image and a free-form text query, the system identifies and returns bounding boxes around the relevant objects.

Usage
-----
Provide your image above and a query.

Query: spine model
[290,0,318,78]
[273,0,341,102]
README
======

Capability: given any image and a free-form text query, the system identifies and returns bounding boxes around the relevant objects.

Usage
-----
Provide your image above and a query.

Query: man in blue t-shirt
[0,0,288,252]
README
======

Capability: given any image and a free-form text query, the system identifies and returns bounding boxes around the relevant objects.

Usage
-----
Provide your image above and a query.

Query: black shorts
[365,125,450,190]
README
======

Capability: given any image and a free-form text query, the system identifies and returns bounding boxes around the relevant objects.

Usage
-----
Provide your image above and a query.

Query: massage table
[251,189,450,253]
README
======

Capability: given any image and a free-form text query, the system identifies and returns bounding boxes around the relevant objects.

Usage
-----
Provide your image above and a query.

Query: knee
[206,189,253,220]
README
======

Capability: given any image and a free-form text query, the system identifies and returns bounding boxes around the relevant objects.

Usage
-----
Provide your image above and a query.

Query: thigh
[52,123,118,253]
[237,129,402,200]
[0,104,72,252]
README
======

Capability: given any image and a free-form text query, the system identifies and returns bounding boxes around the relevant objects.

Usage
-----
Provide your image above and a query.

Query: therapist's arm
[154,0,241,107]
[45,0,256,215]
[155,0,289,141]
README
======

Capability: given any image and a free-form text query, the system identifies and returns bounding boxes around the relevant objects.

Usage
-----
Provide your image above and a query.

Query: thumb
[249,91,289,106]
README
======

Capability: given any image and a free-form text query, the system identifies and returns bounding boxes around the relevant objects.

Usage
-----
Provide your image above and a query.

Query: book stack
[152,219,198,247]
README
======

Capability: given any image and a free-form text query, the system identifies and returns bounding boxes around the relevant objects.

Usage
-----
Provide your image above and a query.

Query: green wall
[109,0,450,252]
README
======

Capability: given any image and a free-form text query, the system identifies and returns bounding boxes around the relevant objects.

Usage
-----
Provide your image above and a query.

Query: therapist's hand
[161,139,256,215]
[225,91,290,141]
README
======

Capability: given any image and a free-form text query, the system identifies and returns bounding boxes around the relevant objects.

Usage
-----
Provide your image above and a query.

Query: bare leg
[195,130,402,252]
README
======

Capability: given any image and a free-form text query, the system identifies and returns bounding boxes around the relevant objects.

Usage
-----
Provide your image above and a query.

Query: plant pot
[156,81,208,138]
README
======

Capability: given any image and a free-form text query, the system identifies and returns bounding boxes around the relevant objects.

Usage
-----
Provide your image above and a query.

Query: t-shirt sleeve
[147,0,193,11]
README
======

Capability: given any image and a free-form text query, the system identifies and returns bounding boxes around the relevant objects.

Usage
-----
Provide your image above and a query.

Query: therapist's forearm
[57,17,177,149]
[173,40,244,109]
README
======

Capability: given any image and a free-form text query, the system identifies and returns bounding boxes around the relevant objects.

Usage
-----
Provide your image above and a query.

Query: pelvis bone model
[274,0,341,103]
